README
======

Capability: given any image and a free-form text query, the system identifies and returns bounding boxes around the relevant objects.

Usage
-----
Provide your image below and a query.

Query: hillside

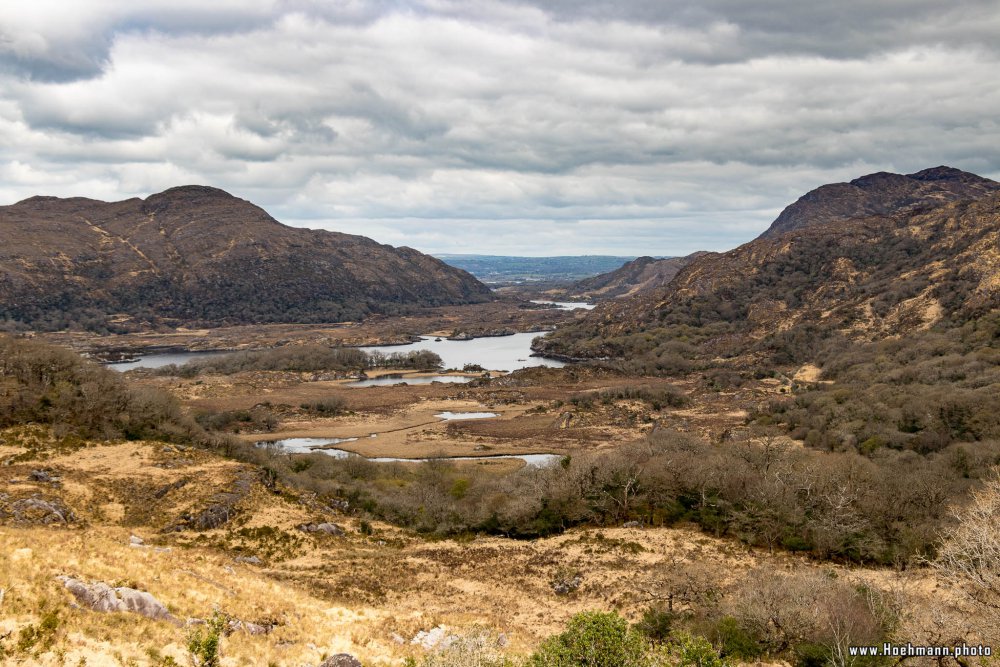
[536,167,1000,364]
[0,186,492,331]
[559,253,706,301]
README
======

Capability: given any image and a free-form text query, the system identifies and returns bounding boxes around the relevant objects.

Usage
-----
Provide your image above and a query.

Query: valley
[4,167,1000,666]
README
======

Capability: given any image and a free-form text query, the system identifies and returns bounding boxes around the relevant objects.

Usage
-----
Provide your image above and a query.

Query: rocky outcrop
[1,495,75,525]
[165,470,256,532]
[57,576,178,624]
[0,185,492,330]
[297,522,345,536]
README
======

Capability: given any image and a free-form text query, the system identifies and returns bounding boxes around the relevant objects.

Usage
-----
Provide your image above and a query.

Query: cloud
[0,1,998,255]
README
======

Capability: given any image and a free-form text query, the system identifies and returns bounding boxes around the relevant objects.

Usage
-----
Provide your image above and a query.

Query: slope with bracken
[0,186,492,331]
[535,167,1000,363]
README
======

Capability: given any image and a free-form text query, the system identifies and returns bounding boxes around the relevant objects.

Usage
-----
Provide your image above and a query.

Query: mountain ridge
[0,185,492,331]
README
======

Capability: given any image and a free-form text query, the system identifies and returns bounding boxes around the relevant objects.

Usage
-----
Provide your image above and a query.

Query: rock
[9,496,75,524]
[412,625,455,650]
[551,574,582,596]
[227,618,274,636]
[29,470,53,483]
[57,576,178,624]
[234,555,262,565]
[129,535,145,546]
[622,520,642,528]
[319,655,362,667]
[297,522,345,536]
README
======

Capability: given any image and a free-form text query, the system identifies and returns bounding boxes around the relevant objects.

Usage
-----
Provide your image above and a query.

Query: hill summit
[763,165,999,237]
[0,186,492,331]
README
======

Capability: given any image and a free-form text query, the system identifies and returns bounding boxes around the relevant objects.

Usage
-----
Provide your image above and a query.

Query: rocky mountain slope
[536,167,1000,363]
[559,253,706,300]
[0,186,492,331]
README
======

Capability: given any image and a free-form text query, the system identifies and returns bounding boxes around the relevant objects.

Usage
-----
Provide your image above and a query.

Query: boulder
[57,576,178,624]
[319,655,362,667]
[297,522,345,536]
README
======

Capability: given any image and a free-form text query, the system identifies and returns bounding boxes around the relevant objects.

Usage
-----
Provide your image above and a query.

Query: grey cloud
[0,1,998,256]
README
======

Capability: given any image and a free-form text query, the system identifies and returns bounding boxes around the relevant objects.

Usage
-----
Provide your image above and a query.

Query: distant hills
[435,254,640,284]
[535,166,1000,365]
[0,186,492,331]
[556,253,705,301]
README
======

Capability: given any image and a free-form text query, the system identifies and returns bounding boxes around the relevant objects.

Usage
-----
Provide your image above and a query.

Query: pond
[259,437,561,468]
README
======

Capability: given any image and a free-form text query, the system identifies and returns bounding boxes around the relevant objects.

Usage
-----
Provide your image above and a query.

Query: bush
[659,632,730,667]
[529,611,647,667]
[187,611,226,667]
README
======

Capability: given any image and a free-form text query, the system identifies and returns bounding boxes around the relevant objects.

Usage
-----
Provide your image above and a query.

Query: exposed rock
[622,520,642,528]
[297,522,345,536]
[6,496,75,524]
[234,555,262,565]
[129,535,145,546]
[227,618,275,636]
[412,625,456,650]
[57,576,178,624]
[551,574,582,596]
[165,470,256,532]
[153,478,189,499]
[318,654,362,667]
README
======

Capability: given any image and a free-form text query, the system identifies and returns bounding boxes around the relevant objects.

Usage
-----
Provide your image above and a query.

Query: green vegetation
[529,611,648,667]
[0,336,214,445]
[187,611,226,667]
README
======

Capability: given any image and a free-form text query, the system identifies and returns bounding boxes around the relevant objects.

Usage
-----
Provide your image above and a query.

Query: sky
[1,1,999,256]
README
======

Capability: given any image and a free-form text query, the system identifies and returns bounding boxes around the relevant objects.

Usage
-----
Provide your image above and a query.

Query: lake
[109,330,565,372]
[361,332,564,372]
[530,300,596,311]
[106,350,229,372]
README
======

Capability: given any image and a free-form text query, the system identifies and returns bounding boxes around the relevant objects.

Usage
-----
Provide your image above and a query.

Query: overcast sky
[1,1,998,256]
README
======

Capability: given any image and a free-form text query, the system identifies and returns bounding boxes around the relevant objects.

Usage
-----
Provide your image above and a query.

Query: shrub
[529,611,647,667]
[187,611,226,667]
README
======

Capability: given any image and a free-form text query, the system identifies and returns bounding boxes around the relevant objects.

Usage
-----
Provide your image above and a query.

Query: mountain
[560,253,707,300]
[0,186,492,331]
[535,167,1000,365]
[762,165,1000,238]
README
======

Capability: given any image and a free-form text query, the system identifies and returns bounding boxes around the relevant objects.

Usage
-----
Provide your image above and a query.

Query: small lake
[106,350,229,372]
[531,300,597,311]
[347,374,474,387]
[362,332,564,372]
[260,437,560,468]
